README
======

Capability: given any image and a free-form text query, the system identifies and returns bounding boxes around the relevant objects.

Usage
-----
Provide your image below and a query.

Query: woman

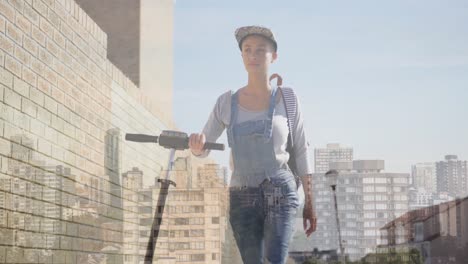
[189,25,316,264]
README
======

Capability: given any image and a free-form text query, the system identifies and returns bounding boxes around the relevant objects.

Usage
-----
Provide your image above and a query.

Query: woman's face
[241,35,277,74]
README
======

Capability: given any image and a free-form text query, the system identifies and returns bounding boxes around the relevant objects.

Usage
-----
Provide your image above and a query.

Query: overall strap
[264,86,278,139]
[227,90,239,148]
[279,87,297,148]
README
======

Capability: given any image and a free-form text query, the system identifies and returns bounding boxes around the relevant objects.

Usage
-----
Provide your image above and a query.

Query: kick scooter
[125,130,224,263]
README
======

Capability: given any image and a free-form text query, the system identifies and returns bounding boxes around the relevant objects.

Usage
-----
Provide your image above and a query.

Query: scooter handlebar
[204,142,225,151]
[125,132,225,151]
[125,134,158,143]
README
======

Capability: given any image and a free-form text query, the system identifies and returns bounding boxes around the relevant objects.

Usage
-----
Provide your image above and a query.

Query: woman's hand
[303,202,317,237]
[189,133,206,156]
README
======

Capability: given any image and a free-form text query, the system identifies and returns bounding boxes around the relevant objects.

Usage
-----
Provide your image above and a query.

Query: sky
[172,0,468,174]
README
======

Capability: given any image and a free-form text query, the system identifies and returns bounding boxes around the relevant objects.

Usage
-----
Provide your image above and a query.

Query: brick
[39,16,53,39]
[0,137,10,156]
[14,45,30,65]
[38,47,53,65]
[23,35,38,56]
[47,8,60,29]
[85,14,92,32]
[4,88,21,110]
[56,130,67,146]
[73,32,88,54]
[29,86,44,106]
[57,103,69,121]
[64,0,71,12]
[55,0,66,8]
[37,106,51,125]
[57,76,71,94]
[31,57,46,77]
[0,33,14,55]
[54,1,67,21]
[43,66,57,85]
[31,25,45,46]
[22,66,37,86]
[51,114,63,132]
[68,15,87,41]
[0,1,15,22]
[53,29,65,49]
[7,0,24,13]
[51,85,64,104]
[16,13,31,35]
[14,109,30,130]
[52,59,66,78]
[64,65,75,85]
[59,21,72,40]
[6,21,22,45]
[0,67,13,86]
[4,55,21,77]
[30,118,45,137]
[58,49,71,68]
[13,76,29,97]
[46,38,59,58]
[44,125,57,143]
[0,82,3,100]
[44,95,57,114]
[65,39,78,59]
[97,45,106,58]
[0,16,5,33]
[37,76,50,95]
[23,3,39,25]
[63,94,75,111]
[42,0,54,7]
[88,36,98,54]
[0,101,14,127]
[78,7,84,25]
[64,124,75,140]
[32,0,47,17]
[38,138,51,156]
[72,2,78,19]
[76,49,88,68]
[73,60,86,79]
[21,97,37,118]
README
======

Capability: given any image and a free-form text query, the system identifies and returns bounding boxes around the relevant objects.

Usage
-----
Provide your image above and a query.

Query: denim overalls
[227,87,299,264]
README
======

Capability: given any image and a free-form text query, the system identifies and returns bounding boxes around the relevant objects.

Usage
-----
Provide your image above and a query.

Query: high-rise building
[436,155,468,198]
[411,162,437,193]
[121,167,145,264]
[76,0,174,118]
[314,143,353,173]
[196,164,228,189]
[309,160,410,261]
[408,187,434,210]
[121,160,229,263]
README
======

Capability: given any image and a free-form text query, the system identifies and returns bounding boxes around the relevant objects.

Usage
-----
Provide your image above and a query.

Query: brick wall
[0,0,177,263]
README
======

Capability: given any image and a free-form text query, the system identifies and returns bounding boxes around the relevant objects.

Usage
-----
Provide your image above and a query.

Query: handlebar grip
[204,142,225,151]
[125,134,158,143]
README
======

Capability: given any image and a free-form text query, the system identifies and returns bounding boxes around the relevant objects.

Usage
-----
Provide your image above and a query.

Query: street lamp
[325,169,346,264]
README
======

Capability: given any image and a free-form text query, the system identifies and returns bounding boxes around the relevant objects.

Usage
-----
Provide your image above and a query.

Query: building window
[190,242,205,250]
[190,254,205,261]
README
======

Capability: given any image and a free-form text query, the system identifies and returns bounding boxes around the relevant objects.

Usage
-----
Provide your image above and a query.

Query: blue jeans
[229,174,299,264]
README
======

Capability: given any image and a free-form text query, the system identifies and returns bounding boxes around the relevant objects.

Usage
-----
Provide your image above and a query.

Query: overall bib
[227,87,299,264]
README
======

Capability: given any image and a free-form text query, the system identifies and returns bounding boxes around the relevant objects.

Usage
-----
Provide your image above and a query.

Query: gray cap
[235,25,277,51]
